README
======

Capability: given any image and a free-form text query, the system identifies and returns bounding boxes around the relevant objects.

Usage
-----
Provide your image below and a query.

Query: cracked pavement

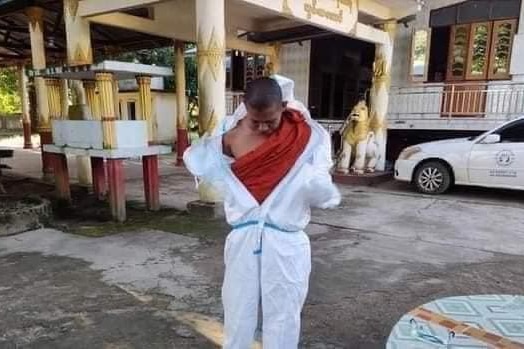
[1,149,524,348]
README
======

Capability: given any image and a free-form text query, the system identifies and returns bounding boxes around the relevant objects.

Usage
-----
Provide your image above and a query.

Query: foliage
[113,45,200,137]
[0,69,21,115]
[114,45,198,97]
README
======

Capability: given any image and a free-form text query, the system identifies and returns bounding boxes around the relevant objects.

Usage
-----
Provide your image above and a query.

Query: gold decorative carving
[73,44,92,66]
[337,0,353,8]
[197,27,225,82]
[64,0,79,18]
[264,62,275,76]
[25,7,43,33]
[136,75,154,141]
[203,109,218,136]
[84,80,101,120]
[95,72,117,148]
[369,111,387,132]
[45,78,62,120]
[304,0,343,23]
[282,0,292,14]
[373,53,390,87]
[38,118,51,132]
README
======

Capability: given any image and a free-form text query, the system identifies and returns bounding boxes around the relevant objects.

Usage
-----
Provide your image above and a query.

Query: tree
[0,69,21,115]
[113,45,201,136]
[114,45,198,96]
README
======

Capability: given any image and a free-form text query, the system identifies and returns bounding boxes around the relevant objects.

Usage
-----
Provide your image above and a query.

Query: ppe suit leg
[261,231,312,348]
[222,230,261,349]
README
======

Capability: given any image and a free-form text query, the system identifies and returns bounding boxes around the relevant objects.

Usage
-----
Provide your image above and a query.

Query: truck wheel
[414,161,451,194]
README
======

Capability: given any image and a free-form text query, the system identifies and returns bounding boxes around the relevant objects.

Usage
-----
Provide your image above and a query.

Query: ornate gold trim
[64,0,79,19]
[373,53,390,86]
[197,27,225,82]
[72,44,92,66]
[25,7,44,33]
[337,0,353,8]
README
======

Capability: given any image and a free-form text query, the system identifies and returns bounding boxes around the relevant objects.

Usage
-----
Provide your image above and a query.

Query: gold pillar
[18,65,32,148]
[175,42,187,131]
[112,80,120,119]
[136,75,154,142]
[25,6,50,132]
[84,80,101,120]
[175,40,189,165]
[96,72,117,149]
[46,78,62,120]
[369,21,396,172]
[60,79,69,119]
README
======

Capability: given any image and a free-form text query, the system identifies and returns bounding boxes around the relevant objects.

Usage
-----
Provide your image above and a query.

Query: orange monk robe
[231,109,312,204]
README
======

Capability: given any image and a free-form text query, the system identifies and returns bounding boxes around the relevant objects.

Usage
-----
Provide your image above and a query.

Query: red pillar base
[50,153,71,202]
[176,128,189,166]
[40,131,53,179]
[107,159,126,222]
[91,157,107,201]
[23,121,33,149]
[143,155,160,211]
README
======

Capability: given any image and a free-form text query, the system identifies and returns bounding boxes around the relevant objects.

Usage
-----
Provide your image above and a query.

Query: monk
[184,76,340,348]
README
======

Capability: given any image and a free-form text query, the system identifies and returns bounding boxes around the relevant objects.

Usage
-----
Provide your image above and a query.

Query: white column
[510,1,524,81]
[370,21,396,172]
[64,0,93,186]
[196,0,226,202]
[64,0,93,66]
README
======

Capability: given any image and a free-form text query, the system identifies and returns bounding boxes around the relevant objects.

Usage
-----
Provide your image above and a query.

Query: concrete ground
[1,144,524,348]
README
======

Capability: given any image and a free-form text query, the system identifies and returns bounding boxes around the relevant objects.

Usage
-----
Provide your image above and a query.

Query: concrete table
[387,295,524,348]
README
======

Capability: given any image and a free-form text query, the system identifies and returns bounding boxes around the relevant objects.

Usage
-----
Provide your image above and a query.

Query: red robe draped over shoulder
[231,109,311,204]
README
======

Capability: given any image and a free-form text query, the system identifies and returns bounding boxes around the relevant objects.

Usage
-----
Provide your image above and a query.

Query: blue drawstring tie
[231,221,298,255]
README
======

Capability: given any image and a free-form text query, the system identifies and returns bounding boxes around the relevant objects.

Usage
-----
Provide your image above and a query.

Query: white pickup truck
[394,117,524,194]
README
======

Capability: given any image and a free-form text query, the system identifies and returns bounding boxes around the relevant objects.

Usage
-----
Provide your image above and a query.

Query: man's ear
[282,101,288,109]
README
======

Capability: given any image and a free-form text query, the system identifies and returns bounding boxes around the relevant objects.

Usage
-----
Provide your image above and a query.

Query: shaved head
[244,77,283,111]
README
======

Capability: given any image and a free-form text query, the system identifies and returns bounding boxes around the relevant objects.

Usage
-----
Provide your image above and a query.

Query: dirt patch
[1,175,229,241]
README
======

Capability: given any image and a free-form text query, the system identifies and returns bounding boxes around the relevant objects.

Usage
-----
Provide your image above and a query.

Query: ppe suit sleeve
[183,137,224,184]
[306,128,341,209]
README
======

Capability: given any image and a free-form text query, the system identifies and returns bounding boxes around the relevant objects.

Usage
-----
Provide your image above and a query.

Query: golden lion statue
[336,100,378,174]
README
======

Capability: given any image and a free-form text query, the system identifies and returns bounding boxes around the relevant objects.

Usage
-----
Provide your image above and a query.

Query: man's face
[245,102,286,135]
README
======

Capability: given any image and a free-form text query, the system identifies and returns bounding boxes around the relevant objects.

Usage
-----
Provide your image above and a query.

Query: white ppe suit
[183,75,341,349]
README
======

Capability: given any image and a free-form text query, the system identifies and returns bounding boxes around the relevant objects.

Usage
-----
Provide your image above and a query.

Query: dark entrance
[308,35,375,120]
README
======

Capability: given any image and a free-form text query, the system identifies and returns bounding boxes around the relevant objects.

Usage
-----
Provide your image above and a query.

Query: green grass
[0,130,22,138]
[64,206,229,240]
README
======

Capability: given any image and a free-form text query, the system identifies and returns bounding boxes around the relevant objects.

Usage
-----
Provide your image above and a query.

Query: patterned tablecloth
[387,295,524,348]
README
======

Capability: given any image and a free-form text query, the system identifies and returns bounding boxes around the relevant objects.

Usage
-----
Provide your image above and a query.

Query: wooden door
[441,83,487,117]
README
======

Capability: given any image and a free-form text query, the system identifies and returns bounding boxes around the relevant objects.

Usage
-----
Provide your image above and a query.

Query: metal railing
[226,91,244,115]
[389,82,524,122]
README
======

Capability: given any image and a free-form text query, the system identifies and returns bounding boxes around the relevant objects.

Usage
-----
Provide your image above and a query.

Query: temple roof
[0,0,173,66]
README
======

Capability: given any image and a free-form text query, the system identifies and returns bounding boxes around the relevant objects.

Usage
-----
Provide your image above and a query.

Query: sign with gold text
[240,0,358,35]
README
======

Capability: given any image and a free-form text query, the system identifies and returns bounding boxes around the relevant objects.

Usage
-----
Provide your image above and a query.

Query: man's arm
[305,127,341,209]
